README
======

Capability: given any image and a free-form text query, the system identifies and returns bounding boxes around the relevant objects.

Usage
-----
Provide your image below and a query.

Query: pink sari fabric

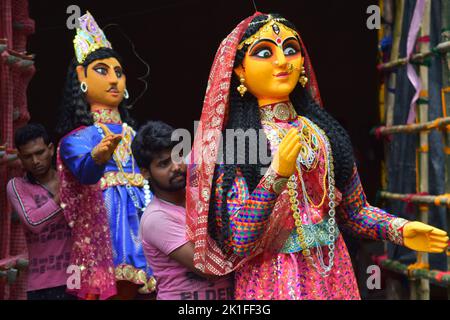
[57,127,117,300]
[235,235,360,300]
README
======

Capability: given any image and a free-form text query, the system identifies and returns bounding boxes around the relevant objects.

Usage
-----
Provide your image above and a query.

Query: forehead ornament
[237,16,299,50]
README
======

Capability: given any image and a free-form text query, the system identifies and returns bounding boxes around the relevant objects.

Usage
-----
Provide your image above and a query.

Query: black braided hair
[56,48,135,137]
[208,14,355,250]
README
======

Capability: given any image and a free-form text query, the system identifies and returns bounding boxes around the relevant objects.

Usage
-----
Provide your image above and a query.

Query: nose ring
[274,60,279,66]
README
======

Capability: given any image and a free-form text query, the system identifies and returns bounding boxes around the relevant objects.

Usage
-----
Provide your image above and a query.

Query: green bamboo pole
[381,259,450,286]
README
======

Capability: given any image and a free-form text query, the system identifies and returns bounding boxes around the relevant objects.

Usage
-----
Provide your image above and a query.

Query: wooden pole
[414,0,431,300]
[385,0,405,127]
[378,40,450,71]
[380,191,450,206]
[375,116,450,134]
[440,0,450,300]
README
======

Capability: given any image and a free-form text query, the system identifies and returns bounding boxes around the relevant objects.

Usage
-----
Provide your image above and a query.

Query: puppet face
[76,57,126,109]
[234,22,304,105]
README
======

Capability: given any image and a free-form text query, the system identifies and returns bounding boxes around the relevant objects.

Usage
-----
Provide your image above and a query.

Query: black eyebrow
[93,62,110,69]
[249,38,278,52]
[282,36,300,47]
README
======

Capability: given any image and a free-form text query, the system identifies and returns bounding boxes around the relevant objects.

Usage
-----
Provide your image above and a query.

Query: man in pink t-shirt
[6,124,73,300]
[132,121,233,300]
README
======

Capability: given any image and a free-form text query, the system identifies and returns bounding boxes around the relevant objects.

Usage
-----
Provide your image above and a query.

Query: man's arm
[7,178,62,234]
[169,241,223,281]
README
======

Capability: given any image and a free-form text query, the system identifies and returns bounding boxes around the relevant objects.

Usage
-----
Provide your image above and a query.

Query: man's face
[17,137,54,178]
[148,149,187,192]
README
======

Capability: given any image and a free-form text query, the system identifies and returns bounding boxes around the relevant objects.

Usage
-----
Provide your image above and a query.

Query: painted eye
[284,46,298,56]
[94,67,107,75]
[115,69,123,78]
[255,48,272,58]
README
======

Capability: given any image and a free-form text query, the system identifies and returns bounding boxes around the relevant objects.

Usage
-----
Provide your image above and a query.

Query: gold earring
[299,66,308,88]
[237,74,247,97]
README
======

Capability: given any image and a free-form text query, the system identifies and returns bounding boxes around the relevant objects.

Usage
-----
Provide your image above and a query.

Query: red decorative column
[0,0,35,300]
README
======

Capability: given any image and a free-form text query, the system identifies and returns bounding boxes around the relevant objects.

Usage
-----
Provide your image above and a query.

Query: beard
[152,172,186,192]
[167,173,187,191]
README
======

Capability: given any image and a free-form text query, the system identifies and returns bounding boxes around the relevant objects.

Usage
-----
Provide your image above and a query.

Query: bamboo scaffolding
[375,116,450,135]
[441,0,450,300]
[385,0,405,127]
[381,259,450,287]
[380,191,450,206]
[378,41,450,71]
[411,0,432,300]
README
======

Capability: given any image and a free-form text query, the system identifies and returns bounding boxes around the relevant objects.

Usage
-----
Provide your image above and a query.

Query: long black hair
[56,47,135,137]
[208,14,355,249]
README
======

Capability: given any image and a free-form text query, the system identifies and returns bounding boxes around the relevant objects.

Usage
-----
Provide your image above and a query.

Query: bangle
[262,167,288,195]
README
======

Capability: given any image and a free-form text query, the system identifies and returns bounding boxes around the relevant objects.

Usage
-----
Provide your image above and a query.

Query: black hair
[209,13,355,249]
[56,47,135,137]
[132,120,178,169]
[14,123,51,148]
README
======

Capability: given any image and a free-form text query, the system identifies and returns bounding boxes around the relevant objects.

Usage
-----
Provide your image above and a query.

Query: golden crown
[73,11,112,64]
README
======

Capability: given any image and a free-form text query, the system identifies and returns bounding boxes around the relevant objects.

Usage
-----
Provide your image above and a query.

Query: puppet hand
[271,128,301,177]
[91,134,122,165]
[403,221,449,253]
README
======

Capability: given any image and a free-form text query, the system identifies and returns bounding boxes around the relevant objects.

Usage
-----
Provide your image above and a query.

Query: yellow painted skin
[234,21,449,253]
[234,24,303,106]
[76,57,124,164]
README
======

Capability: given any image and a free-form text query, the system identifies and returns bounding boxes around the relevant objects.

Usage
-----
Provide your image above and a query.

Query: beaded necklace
[264,115,337,276]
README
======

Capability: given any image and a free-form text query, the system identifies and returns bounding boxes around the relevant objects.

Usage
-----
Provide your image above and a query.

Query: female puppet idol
[186,12,449,299]
[56,12,155,299]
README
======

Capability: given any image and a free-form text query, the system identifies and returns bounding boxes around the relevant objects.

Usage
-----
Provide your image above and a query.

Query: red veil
[186,12,323,275]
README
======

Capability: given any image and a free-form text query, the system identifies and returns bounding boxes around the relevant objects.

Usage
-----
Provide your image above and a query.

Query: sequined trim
[91,109,122,124]
[261,167,288,195]
[387,217,409,246]
[259,101,297,123]
[100,172,144,190]
[281,217,341,253]
[115,264,156,293]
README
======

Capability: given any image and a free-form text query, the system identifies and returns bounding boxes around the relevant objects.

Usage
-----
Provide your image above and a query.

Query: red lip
[274,72,290,77]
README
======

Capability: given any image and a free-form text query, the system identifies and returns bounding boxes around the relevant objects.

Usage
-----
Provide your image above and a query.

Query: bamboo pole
[375,116,450,135]
[381,259,450,286]
[385,0,405,127]
[414,0,431,300]
[379,0,397,299]
[380,191,450,206]
[441,0,450,300]
[378,41,450,71]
